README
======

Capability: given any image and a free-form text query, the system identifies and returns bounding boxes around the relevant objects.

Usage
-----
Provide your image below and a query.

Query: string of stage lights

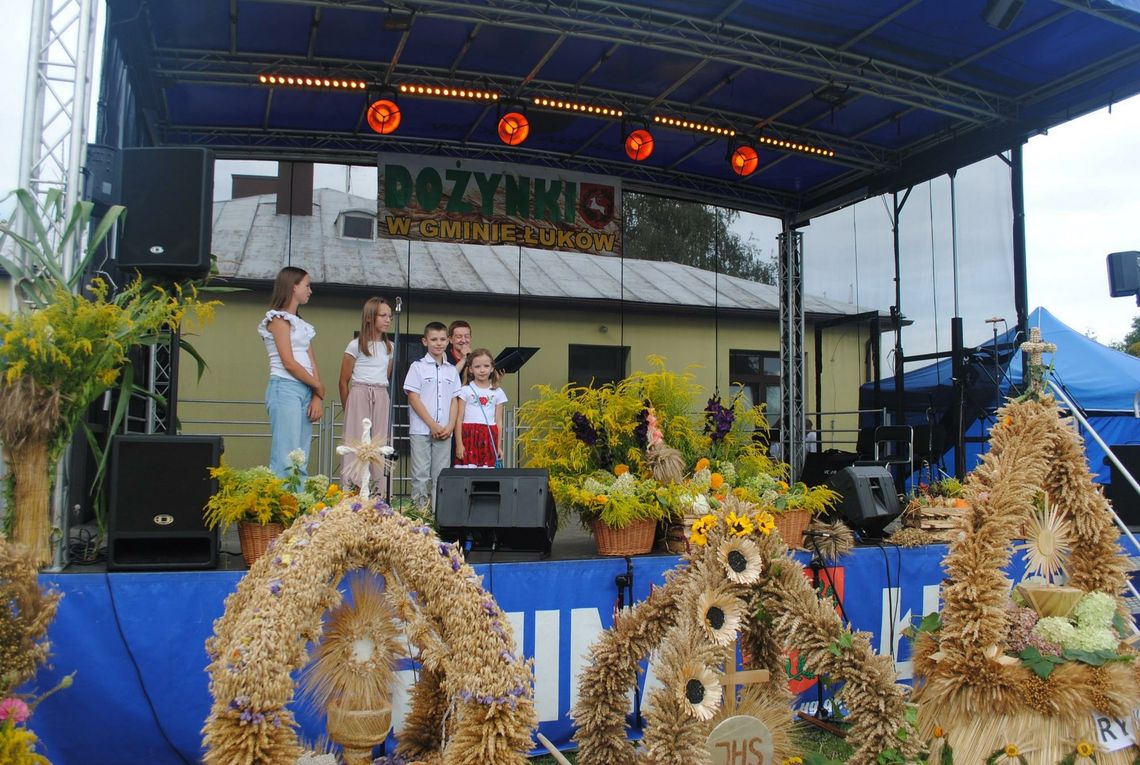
[255,73,837,177]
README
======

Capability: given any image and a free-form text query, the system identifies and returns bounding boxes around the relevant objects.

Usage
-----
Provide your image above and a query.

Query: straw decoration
[913,389,1140,764]
[202,497,536,765]
[573,496,912,765]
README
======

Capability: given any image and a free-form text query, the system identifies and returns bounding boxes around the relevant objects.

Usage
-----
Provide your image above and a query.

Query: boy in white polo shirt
[403,321,461,507]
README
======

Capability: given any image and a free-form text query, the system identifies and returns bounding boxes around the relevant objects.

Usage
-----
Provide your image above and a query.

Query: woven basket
[328,701,392,765]
[591,518,657,556]
[774,508,812,549]
[237,521,285,566]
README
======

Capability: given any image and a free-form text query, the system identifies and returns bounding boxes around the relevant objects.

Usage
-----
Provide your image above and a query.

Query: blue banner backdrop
[30,544,964,764]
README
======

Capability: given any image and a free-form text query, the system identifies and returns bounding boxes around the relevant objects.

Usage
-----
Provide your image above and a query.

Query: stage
[29,538,957,764]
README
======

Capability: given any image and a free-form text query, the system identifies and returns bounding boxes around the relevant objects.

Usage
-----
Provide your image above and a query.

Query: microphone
[394,297,403,312]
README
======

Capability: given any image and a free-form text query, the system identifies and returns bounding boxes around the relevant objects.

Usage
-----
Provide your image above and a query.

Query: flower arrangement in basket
[517,358,707,554]
[517,357,839,554]
[203,449,346,564]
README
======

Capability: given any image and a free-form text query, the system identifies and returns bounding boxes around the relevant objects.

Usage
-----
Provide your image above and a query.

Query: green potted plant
[203,449,344,565]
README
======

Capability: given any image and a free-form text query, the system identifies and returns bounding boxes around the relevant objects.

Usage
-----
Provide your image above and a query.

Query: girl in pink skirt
[338,297,393,492]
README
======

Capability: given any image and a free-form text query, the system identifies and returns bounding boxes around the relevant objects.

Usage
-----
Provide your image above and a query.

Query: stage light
[624,128,654,162]
[398,83,499,101]
[756,134,836,158]
[257,74,370,90]
[652,114,735,137]
[366,98,401,135]
[730,144,759,177]
[532,96,623,118]
[498,111,530,146]
[982,0,1025,30]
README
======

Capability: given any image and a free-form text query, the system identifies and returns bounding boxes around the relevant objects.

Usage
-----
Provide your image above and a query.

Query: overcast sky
[2,1,1137,345]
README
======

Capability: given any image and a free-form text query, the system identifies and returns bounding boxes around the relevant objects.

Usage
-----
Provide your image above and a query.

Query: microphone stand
[387,297,402,501]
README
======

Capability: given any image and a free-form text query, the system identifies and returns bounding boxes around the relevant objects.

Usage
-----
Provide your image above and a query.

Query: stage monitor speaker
[118,147,214,278]
[107,434,222,571]
[826,465,900,537]
[435,468,556,556]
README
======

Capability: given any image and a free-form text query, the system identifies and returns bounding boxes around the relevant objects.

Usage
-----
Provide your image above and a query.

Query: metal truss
[17,0,99,276]
[778,228,805,482]
[255,0,1015,122]
[147,49,898,173]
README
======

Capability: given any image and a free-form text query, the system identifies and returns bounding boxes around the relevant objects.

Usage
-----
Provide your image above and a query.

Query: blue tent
[861,307,1140,484]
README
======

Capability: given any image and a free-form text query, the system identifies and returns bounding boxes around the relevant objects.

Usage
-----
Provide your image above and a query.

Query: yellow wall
[177,289,869,468]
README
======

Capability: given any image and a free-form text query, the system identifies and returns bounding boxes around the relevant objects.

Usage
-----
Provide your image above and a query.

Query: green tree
[1116,314,1140,357]
[622,193,777,283]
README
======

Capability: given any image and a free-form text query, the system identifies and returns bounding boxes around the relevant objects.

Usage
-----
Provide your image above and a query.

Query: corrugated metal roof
[213,189,870,317]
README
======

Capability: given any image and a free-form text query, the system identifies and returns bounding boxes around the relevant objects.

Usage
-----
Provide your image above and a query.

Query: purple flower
[704,395,734,442]
[268,579,283,596]
[571,412,599,446]
[634,405,650,448]
[351,502,362,512]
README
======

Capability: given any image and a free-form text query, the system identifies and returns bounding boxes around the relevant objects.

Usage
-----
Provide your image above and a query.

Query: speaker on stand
[107,434,223,570]
[117,147,214,279]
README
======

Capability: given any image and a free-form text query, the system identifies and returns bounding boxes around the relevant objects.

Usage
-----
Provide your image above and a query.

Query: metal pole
[950,171,960,317]
[1011,144,1030,342]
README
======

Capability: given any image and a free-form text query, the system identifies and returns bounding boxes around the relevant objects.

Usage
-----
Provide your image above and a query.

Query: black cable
[68,527,105,564]
[808,534,851,625]
[103,574,194,765]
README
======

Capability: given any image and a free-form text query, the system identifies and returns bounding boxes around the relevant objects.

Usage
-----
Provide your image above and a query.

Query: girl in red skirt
[453,348,507,468]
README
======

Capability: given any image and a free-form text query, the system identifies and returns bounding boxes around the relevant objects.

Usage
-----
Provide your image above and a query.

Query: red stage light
[497,111,530,145]
[731,145,759,177]
[366,99,401,135]
[624,128,654,161]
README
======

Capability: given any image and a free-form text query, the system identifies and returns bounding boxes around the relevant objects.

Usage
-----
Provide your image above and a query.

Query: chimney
[276,161,314,216]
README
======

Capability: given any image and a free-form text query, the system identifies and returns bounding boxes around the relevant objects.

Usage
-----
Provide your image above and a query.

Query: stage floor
[62,517,672,572]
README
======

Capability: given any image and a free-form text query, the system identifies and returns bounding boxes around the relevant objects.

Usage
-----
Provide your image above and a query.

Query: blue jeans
[265,376,312,479]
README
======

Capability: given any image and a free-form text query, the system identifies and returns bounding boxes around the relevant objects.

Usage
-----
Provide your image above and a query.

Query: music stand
[494,347,539,374]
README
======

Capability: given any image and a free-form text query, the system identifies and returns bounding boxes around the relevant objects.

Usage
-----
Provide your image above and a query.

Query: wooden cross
[719,638,770,714]
[1020,326,1056,395]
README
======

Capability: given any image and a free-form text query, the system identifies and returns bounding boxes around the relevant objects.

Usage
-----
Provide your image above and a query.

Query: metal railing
[1047,381,1140,608]
[177,398,520,497]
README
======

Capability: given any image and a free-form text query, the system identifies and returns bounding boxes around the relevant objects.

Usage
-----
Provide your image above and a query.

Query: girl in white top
[338,297,393,492]
[257,266,325,478]
[453,348,508,468]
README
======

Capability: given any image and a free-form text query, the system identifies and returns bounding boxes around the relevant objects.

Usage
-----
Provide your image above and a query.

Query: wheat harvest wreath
[202,496,537,765]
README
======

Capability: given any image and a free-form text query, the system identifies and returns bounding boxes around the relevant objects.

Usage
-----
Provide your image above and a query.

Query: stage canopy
[100,0,1140,221]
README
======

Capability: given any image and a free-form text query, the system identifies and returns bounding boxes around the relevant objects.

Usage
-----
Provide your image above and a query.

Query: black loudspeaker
[1104,445,1140,528]
[107,434,222,570]
[826,465,901,537]
[118,147,214,277]
[1107,251,1140,298]
[435,468,556,556]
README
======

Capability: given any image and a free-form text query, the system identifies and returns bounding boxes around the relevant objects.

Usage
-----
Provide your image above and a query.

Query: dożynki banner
[378,155,622,256]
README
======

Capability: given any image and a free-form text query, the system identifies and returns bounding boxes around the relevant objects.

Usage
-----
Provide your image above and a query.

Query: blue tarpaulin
[31,545,953,764]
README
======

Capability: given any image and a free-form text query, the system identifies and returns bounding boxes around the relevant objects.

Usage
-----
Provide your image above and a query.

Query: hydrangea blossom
[1071,591,1116,630]
[1032,615,1076,648]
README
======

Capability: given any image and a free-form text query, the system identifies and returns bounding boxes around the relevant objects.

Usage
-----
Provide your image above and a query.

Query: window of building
[339,211,376,239]
[729,349,781,422]
[569,344,629,387]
